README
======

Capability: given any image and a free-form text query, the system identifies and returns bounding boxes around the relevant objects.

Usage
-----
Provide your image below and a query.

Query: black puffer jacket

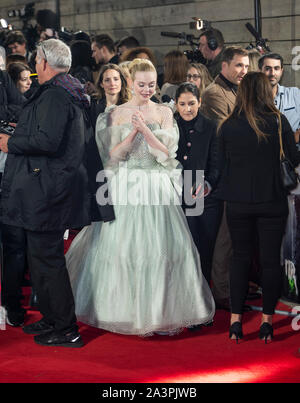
[0,73,114,231]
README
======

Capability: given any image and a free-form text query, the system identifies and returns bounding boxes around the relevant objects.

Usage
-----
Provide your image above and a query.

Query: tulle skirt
[66,167,215,335]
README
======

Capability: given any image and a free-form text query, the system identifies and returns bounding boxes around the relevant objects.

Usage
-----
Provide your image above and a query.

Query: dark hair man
[5,30,31,62]
[201,46,249,123]
[0,39,114,347]
[259,53,300,299]
[259,53,300,143]
[199,28,225,78]
[117,35,140,56]
[91,34,119,65]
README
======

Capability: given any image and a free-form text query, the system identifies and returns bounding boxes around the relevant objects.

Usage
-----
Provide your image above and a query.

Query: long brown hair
[163,50,189,85]
[95,63,130,104]
[219,72,279,140]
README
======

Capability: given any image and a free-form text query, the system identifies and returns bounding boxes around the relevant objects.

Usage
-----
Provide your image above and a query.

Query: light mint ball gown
[66,103,215,336]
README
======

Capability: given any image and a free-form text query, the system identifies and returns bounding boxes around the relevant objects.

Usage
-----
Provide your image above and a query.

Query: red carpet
[0,300,299,383]
[0,233,299,383]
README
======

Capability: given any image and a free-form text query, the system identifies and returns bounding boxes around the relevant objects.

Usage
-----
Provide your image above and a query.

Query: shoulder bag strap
[276,113,285,160]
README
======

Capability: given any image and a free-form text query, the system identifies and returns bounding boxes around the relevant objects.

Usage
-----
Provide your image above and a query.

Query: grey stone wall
[0,0,299,86]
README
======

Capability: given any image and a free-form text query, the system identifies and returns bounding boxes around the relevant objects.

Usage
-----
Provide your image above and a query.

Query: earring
[131,87,135,95]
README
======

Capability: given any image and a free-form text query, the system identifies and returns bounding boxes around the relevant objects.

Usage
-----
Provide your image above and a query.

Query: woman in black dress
[217,72,300,343]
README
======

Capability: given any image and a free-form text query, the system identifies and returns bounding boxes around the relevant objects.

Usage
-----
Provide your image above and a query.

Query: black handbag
[277,115,299,191]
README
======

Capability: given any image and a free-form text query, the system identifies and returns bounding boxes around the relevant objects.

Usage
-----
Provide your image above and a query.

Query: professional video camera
[160,31,206,64]
[7,2,35,20]
[160,17,214,64]
[6,2,38,52]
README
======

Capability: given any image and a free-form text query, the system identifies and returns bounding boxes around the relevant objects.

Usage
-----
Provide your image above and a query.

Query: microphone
[245,22,270,52]
[245,23,260,41]
[161,31,184,39]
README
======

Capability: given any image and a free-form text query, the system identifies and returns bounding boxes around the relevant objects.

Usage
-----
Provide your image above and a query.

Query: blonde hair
[118,61,131,80]
[128,58,157,81]
[248,49,261,72]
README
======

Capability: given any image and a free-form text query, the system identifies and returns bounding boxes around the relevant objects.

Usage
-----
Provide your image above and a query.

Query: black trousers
[186,196,223,285]
[26,229,77,332]
[1,224,27,310]
[226,199,288,315]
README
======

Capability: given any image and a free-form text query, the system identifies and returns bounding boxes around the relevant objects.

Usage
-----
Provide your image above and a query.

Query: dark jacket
[0,70,25,122]
[217,112,300,203]
[206,47,225,79]
[176,111,220,192]
[70,66,93,84]
[89,97,106,129]
[0,73,114,231]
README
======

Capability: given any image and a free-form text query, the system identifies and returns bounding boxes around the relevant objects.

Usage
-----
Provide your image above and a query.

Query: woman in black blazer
[175,82,223,286]
[218,72,300,343]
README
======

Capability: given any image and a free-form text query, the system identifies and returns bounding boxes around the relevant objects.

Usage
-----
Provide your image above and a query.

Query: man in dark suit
[201,47,249,309]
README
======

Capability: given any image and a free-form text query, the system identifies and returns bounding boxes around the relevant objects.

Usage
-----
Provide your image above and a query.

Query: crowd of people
[0,26,300,347]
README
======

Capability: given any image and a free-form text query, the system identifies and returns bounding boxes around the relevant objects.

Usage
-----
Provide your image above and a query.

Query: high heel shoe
[259,323,273,344]
[229,321,243,343]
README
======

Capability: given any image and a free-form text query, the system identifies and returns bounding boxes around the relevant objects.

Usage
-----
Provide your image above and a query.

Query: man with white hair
[0,39,113,347]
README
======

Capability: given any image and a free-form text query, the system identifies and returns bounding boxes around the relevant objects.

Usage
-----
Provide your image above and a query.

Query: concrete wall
[1,0,299,86]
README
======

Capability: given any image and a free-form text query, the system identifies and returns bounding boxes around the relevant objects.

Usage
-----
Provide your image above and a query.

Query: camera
[183,49,206,64]
[0,121,15,136]
[7,3,35,20]
[160,31,206,64]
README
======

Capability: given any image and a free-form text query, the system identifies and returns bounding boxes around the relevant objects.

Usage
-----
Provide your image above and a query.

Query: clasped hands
[131,111,147,134]
[0,133,10,153]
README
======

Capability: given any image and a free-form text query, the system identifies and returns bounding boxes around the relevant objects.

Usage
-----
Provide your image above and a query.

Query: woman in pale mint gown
[66,59,215,336]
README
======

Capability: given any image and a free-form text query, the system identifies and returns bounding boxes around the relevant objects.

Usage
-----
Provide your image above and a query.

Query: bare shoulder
[109,104,130,124]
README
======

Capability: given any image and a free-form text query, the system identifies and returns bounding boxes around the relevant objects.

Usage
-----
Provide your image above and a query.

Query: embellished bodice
[127,124,161,169]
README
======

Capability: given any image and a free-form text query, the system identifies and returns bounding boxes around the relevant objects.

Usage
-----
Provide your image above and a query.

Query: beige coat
[200,75,237,125]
